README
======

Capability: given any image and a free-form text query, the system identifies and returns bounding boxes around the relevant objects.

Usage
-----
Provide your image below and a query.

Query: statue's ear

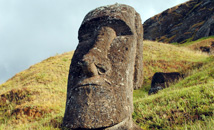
[133,13,144,90]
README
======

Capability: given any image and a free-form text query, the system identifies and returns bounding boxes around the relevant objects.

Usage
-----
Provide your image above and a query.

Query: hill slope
[0,40,211,129]
[0,51,74,129]
[144,0,214,43]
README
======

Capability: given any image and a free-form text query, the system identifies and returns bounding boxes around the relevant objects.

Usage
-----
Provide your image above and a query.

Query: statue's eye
[95,64,106,75]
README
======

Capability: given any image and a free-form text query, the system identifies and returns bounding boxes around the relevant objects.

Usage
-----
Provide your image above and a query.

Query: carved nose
[82,62,99,77]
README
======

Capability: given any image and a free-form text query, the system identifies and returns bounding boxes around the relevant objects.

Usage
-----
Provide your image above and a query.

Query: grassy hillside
[0,40,212,129]
[183,36,214,52]
[134,56,214,129]
[0,52,74,129]
[134,39,214,129]
[173,36,214,48]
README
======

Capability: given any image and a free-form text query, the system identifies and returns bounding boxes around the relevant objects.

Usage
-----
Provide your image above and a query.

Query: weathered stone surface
[144,0,214,43]
[149,72,181,95]
[62,4,143,130]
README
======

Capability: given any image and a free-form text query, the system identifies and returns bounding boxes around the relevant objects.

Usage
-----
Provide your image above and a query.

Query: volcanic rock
[144,0,214,43]
[149,72,182,95]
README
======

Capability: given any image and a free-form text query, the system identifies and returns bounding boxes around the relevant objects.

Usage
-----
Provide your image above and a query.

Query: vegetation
[190,21,205,29]
[133,56,214,129]
[172,36,214,46]
[142,40,207,85]
[0,51,74,130]
[0,39,213,129]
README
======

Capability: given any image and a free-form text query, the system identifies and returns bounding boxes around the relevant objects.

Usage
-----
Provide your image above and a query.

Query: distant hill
[1,40,212,129]
[143,0,214,43]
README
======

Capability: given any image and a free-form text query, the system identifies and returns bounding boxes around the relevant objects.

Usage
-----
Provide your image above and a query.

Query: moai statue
[148,72,182,95]
[62,4,143,130]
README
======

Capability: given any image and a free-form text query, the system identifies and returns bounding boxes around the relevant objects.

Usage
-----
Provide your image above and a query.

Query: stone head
[211,41,214,47]
[63,4,143,129]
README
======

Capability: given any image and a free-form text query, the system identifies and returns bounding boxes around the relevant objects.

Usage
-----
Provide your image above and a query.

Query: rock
[62,4,143,130]
[148,86,163,95]
[199,41,214,54]
[199,46,210,53]
[144,0,214,43]
[210,41,214,55]
[149,72,181,95]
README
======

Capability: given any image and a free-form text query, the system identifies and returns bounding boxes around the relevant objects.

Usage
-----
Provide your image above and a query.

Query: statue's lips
[77,83,100,88]
[72,78,111,90]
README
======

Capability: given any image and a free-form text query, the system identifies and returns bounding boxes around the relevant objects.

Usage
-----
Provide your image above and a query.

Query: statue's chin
[64,85,129,129]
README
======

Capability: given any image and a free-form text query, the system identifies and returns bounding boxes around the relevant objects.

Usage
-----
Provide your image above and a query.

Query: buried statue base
[104,117,142,130]
[62,4,143,130]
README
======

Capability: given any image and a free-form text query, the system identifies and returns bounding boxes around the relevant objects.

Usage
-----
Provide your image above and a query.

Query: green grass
[143,40,208,85]
[0,40,213,129]
[187,116,214,130]
[172,36,214,46]
[0,51,74,129]
[133,56,214,129]
[134,84,214,129]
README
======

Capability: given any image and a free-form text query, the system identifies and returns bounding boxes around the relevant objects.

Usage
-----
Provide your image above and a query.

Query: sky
[0,0,188,84]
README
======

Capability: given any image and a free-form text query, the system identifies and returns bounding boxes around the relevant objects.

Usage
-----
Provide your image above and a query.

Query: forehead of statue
[78,17,133,38]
